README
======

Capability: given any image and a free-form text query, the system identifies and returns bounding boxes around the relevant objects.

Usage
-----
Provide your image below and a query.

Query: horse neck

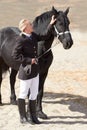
[33,12,55,51]
[34,17,54,48]
[33,13,53,35]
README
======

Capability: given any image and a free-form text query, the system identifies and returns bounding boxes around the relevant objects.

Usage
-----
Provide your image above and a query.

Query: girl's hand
[32,58,36,64]
[50,15,57,25]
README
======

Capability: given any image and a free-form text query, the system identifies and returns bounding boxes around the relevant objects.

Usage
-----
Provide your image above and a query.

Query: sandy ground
[0,0,87,130]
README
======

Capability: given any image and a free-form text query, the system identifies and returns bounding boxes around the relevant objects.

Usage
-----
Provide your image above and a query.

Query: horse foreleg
[37,70,48,119]
[10,68,18,105]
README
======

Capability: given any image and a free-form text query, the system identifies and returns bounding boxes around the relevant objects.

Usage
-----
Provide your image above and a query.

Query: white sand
[0,0,87,129]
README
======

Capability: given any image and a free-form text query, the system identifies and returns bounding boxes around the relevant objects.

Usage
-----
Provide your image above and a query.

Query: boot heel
[29,100,42,124]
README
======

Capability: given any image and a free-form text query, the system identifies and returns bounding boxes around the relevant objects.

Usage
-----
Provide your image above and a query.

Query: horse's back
[0,27,20,48]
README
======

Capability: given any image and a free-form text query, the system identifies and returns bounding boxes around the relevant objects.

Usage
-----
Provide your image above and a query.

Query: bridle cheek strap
[53,25,70,38]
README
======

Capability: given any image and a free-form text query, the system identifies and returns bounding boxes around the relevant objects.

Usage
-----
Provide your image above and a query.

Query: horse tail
[0,28,5,57]
[0,57,9,75]
[2,61,9,74]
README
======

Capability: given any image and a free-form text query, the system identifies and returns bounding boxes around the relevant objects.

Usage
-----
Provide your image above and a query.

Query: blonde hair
[19,19,28,32]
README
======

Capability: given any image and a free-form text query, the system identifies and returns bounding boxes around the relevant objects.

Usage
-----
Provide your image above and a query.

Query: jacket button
[34,51,37,53]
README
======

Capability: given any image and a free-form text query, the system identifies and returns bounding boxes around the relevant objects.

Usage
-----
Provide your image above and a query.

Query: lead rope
[38,38,60,59]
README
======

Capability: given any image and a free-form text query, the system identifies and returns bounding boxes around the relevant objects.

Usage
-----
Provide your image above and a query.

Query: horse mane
[33,7,57,27]
[33,7,58,34]
[33,10,52,26]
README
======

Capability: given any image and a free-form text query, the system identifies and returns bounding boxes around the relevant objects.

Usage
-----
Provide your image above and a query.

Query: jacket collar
[20,32,32,39]
[21,32,32,37]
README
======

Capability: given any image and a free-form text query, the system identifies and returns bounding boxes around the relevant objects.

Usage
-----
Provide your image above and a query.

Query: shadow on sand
[42,92,87,124]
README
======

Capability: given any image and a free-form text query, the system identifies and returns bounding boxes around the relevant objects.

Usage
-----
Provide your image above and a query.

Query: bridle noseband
[53,25,70,38]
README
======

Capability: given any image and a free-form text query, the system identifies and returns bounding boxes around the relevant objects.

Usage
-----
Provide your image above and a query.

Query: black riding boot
[18,99,27,123]
[26,101,30,122]
[29,100,41,124]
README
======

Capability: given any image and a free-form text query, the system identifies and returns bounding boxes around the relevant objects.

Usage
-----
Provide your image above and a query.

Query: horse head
[52,6,73,49]
[33,6,73,49]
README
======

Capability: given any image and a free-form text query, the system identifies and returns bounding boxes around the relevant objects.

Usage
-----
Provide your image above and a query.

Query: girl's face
[24,21,33,34]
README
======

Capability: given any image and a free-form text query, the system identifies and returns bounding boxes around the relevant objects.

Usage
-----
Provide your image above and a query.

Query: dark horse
[0,7,73,119]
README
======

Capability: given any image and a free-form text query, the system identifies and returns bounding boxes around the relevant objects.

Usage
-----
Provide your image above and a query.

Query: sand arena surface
[0,0,87,130]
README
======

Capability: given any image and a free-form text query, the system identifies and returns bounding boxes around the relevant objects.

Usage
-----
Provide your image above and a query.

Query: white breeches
[19,74,39,100]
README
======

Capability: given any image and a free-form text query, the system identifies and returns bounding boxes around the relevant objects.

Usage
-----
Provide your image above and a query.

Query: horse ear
[64,7,70,15]
[52,6,57,14]
[52,6,55,11]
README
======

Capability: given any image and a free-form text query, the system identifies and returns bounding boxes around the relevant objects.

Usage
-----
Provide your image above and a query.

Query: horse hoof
[10,100,17,105]
[37,111,48,119]
[0,102,3,106]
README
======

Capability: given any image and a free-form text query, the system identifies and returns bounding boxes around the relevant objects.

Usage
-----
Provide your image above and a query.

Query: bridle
[37,24,70,59]
[53,25,70,38]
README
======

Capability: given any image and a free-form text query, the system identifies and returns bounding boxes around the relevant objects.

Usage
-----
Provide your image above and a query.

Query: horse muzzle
[62,39,73,49]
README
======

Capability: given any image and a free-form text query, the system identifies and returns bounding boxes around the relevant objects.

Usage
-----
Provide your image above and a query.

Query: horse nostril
[67,40,73,48]
[68,40,73,48]
[63,41,72,49]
